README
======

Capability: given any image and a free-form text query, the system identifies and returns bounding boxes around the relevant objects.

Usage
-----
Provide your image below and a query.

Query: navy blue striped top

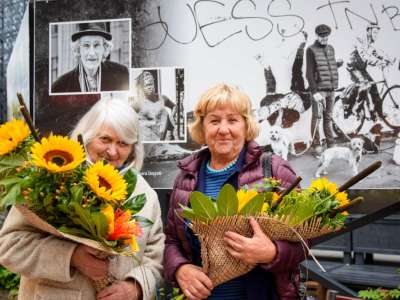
[198,159,247,300]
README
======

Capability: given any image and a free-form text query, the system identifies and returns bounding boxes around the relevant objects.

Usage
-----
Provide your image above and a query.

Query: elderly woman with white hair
[0,98,164,300]
[51,22,129,93]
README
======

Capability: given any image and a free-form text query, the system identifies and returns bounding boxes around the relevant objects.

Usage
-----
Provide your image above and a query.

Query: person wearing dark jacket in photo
[164,83,307,300]
[306,24,343,154]
[51,22,129,94]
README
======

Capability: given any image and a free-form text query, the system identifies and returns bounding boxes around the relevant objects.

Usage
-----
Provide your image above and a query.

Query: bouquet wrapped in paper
[0,117,152,290]
[179,164,380,286]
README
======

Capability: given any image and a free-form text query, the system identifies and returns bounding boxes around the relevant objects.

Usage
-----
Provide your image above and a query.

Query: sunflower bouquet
[179,163,379,286]
[0,119,151,256]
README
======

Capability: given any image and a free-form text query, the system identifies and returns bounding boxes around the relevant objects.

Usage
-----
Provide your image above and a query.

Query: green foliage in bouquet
[0,119,151,254]
[180,178,281,223]
[180,176,355,230]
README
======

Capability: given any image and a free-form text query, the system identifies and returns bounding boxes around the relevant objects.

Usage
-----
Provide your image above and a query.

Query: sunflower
[84,161,127,203]
[31,135,85,173]
[237,188,258,212]
[335,191,350,216]
[0,119,30,155]
[309,177,338,195]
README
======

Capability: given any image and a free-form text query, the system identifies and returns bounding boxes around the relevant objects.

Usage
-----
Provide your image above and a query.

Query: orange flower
[106,208,143,252]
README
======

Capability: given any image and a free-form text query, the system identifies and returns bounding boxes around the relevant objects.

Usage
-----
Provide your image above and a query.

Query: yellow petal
[101,204,115,235]
[129,236,140,252]
[237,189,258,212]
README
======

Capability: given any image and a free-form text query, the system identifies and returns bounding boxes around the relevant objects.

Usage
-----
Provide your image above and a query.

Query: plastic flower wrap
[0,119,151,255]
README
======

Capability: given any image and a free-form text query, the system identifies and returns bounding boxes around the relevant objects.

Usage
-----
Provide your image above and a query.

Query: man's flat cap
[315,24,331,37]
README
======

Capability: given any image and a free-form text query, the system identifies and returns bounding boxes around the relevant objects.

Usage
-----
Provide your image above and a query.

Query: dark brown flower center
[99,176,112,190]
[44,150,74,167]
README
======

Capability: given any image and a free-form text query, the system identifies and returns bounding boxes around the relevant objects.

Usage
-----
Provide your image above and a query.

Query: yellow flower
[336,191,349,206]
[128,236,139,252]
[101,204,115,235]
[336,191,350,216]
[310,177,338,195]
[272,192,280,205]
[262,202,269,214]
[31,135,85,172]
[237,188,258,212]
[84,161,127,203]
[0,119,30,155]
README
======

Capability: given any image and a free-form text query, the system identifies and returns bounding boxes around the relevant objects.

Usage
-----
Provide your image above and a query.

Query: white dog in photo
[255,119,271,146]
[257,124,293,160]
[315,137,364,177]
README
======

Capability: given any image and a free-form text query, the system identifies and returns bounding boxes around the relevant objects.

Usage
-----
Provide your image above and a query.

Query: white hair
[71,98,144,171]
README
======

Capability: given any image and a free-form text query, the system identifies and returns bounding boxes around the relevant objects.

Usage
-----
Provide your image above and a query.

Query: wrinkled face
[87,124,133,168]
[350,138,364,152]
[79,35,105,73]
[368,28,380,43]
[143,72,156,97]
[203,105,246,160]
[269,126,282,142]
[317,35,329,45]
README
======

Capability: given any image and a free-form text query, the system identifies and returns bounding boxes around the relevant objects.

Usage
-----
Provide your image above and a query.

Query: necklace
[207,157,238,173]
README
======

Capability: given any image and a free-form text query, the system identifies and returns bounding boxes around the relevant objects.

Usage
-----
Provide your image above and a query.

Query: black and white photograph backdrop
[33,0,400,189]
[130,67,186,143]
[49,18,131,95]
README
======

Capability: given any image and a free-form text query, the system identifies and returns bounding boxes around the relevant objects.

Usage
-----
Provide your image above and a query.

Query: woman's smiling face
[203,105,246,160]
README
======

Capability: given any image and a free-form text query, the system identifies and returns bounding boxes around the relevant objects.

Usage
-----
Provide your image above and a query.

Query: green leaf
[92,212,109,239]
[190,191,217,221]
[0,176,22,187]
[0,184,21,209]
[239,193,265,215]
[58,226,93,239]
[71,185,83,203]
[263,192,274,206]
[216,184,238,216]
[133,215,153,228]
[179,205,196,221]
[123,193,146,213]
[43,194,54,207]
[0,155,24,167]
[124,169,137,196]
[69,202,96,237]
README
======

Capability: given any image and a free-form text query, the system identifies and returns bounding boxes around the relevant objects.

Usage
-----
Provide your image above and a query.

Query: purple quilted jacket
[164,141,307,300]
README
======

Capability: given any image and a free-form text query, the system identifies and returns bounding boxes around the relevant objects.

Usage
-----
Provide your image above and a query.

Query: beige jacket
[0,173,165,300]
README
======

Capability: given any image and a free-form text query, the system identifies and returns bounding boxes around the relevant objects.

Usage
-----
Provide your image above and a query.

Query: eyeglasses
[80,41,104,50]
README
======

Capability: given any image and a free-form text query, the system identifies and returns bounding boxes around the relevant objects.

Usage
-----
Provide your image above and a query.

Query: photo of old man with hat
[306,23,343,155]
[50,19,130,94]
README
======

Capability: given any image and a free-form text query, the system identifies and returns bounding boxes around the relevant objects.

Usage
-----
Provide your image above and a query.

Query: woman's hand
[70,245,108,281]
[224,217,277,265]
[96,280,142,300]
[176,264,213,300]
